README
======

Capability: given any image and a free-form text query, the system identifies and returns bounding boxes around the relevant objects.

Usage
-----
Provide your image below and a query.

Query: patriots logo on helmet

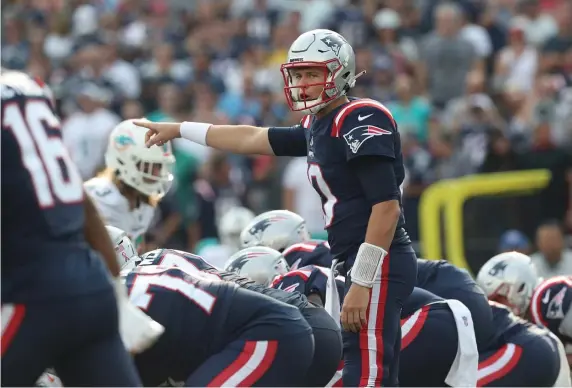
[227,251,268,273]
[343,125,391,154]
[488,261,508,277]
[248,216,289,241]
[546,286,567,319]
[319,34,346,56]
[249,219,272,239]
[226,254,250,273]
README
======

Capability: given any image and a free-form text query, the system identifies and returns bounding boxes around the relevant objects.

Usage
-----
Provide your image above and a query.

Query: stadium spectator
[4,0,571,272]
[530,221,572,278]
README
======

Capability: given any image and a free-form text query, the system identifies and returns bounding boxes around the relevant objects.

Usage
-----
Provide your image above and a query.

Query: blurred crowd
[2,0,571,269]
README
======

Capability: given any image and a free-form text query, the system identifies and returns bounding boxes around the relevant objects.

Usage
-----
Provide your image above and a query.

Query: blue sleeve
[267,125,307,157]
[270,270,311,294]
[338,105,397,161]
[349,155,400,205]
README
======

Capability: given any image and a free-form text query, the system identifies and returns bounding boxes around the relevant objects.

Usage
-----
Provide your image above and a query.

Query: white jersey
[84,177,155,249]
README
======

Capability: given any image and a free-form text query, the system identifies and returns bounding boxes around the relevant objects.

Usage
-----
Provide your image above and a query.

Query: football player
[84,119,175,252]
[476,251,540,317]
[224,247,342,386]
[125,264,314,386]
[478,301,569,387]
[1,70,159,386]
[416,258,499,352]
[112,232,340,388]
[528,276,572,368]
[271,265,478,387]
[135,29,416,385]
[240,209,332,269]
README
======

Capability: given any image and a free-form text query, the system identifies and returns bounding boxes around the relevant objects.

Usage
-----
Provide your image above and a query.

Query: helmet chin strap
[348,70,366,89]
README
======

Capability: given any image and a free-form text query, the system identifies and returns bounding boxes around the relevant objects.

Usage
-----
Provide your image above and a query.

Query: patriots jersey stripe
[331,99,395,137]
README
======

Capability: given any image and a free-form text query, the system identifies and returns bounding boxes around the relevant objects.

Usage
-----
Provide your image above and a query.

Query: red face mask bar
[280,59,343,112]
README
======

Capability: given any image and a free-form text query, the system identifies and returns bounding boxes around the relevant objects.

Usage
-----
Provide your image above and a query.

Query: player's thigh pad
[186,333,314,387]
[302,307,343,387]
[399,307,458,387]
[478,333,560,387]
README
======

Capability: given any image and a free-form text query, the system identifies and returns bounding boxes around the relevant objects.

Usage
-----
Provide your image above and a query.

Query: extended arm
[134,119,308,157]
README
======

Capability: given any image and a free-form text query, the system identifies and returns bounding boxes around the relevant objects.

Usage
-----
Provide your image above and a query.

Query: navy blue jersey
[489,301,551,341]
[268,98,410,261]
[529,276,572,343]
[401,287,444,318]
[416,259,482,295]
[282,240,333,269]
[270,264,346,307]
[125,265,308,385]
[138,248,310,310]
[1,70,108,302]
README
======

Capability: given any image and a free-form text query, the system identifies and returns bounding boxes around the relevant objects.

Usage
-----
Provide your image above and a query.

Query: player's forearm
[181,122,274,155]
[364,200,401,251]
[83,192,121,277]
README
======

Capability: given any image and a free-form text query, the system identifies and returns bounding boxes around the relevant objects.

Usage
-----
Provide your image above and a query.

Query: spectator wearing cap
[530,221,572,277]
[498,229,532,254]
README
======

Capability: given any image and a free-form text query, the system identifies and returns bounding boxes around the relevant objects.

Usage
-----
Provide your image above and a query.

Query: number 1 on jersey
[307,164,337,227]
[2,100,83,207]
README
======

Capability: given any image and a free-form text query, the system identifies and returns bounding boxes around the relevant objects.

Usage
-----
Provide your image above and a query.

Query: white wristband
[180,122,212,146]
[351,243,387,288]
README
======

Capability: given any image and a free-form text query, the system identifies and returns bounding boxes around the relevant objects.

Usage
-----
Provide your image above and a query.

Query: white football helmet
[476,251,540,316]
[106,225,140,271]
[223,247,290,286]
[105,119,175,197]
[280,29,359,114]
[240,210,311,252]
[218,207,256,252]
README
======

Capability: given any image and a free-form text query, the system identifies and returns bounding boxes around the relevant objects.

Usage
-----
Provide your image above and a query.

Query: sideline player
[134,28,416,386]
[1,70,146,385]
[84,119,175,252]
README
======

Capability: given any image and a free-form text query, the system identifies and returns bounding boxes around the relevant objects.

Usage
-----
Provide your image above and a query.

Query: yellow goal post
[419,169,552,274]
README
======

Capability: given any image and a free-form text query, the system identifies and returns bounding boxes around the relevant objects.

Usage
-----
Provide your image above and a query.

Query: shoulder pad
[331,99,395,137]
[530,276,572,329]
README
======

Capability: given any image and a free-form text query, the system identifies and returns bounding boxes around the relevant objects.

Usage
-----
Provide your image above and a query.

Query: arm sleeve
[270,272,306,293]
[268,125,307,157]
[349,155,400,206]
[337,105,397,161]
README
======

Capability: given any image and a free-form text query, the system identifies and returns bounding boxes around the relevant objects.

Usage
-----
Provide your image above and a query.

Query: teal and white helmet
[105,119,175,197]
[280,29,359,114]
